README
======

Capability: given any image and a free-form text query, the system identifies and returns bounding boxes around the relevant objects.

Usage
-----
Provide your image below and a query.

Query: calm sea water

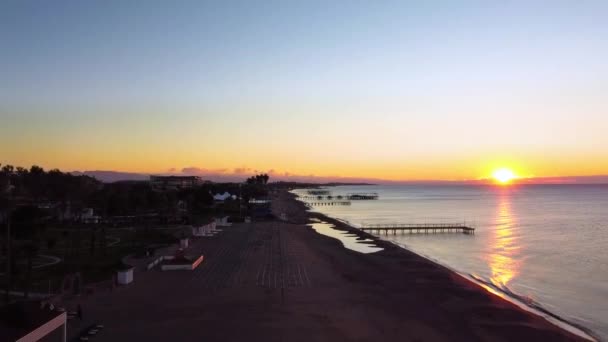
[295,184,608,340]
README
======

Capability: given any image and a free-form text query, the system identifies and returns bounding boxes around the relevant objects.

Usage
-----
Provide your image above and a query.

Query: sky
[1,1,608,182]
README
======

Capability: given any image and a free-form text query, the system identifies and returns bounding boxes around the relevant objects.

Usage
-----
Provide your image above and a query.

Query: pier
[347,192,379,200]
[307,190,331,195]
[361,223,475,235]
[306,201,352,206]
[299,195,344,200]
[299,193,379,201]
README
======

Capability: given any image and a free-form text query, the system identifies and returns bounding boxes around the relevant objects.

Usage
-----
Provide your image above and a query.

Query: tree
[61,230,70,261]
[23,241,40,299]
[46,237,57,250]
[11,205,46,299]
[89,228,96,257]
[99,226,107,256]
[245,173,270,185]
[26,165,46,201]
[0,177,12,304]
[1,164,14,174]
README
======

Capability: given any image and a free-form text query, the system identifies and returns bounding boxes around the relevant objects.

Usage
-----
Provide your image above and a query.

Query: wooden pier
[347,193,379,200]
[300,195,342,200]
[307,190,331,195]
[299,193,379,201]
[361,223,475,235]
[306,201,351,206]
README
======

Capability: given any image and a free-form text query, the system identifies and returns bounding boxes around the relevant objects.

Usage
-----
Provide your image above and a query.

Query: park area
[0,223,183,299]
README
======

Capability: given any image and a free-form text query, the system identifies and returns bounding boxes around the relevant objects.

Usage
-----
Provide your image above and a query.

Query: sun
[492,168,516,184]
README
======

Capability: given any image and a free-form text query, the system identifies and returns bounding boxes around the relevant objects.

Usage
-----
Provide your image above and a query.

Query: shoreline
[61,188,596,341]
[330,216,597,341]
[283,189,597,341]
[385,240,597,341]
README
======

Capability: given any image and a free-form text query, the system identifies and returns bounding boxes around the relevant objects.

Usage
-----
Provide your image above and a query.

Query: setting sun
[492,168,516,184]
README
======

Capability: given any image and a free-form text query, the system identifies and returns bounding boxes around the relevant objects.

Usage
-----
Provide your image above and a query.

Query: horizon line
[70,169,608,185]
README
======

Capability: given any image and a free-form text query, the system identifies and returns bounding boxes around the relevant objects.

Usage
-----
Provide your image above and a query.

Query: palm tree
[61,230,70,262]
[89,227,96,257]
[99,226,107,256]
[23,241,40,299]
[2,208,11,304]
[10,205,45,299]
[0,168,14,304]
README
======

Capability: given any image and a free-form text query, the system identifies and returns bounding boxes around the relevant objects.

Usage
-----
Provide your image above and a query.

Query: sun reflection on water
[489,191,521,288]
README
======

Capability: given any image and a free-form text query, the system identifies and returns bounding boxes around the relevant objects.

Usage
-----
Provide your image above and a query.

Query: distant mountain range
[70,171,150,183]
[69,170,381,184]
[71,170,608,185]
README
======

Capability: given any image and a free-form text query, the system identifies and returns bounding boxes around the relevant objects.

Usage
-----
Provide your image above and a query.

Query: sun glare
[492,168,516,184]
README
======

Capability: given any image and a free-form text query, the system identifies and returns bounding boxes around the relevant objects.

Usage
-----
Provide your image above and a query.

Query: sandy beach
[65,189,589,341]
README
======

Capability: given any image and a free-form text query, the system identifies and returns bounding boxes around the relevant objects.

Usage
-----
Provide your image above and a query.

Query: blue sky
[1,1,608,180]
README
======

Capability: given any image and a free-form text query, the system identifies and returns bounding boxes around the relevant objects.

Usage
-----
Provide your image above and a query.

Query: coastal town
[3,1,608,340]
[0,165,590,341]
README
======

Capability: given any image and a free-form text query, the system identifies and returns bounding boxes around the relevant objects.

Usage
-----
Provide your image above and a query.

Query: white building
[213,192,233,201]
[191,221,217,237]
[80,208,100,224]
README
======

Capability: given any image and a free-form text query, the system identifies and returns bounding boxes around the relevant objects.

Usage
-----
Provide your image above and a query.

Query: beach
[67,189,588,341]
[301,184,608,340]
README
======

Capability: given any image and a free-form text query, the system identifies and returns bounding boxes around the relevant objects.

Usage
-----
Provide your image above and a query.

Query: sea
[294,184,608,341]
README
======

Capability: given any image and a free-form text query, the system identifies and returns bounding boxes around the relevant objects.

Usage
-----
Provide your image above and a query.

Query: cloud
[180,167,228,175]
[233,167,251,174]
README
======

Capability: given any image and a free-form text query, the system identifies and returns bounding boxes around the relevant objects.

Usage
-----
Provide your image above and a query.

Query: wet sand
[70,190,588,341]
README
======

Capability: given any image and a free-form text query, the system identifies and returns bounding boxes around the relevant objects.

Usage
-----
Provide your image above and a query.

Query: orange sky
[2,2,608,182]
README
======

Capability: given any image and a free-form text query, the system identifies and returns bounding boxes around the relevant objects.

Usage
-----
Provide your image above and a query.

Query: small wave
[470,274,534,305]
[469,274,598,341]
[364,233,598,341]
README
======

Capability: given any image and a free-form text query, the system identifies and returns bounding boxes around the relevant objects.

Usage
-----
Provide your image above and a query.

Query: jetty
[347,193,379,200]
[306,201,351,206]
[300,195,340,200]
[299,193,379,201]
[361,223,475,235]
[307,189,331,195]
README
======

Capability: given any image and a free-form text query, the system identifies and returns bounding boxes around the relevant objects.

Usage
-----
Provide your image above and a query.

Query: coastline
[63,188,595,341]
[280,189,597,341]
[329,217,597,341]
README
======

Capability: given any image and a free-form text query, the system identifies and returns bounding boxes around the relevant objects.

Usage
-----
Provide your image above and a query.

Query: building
[213,192,235,201]
[150,176,202,191]
[79,208,100,224]
[192,220,217,237]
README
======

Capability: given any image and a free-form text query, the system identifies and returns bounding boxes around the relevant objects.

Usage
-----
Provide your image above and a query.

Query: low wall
[191,255,204,269]
[17,312,66,342]
[147,256,166,270]
[160,255,204,271]
[192,221,218,236]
